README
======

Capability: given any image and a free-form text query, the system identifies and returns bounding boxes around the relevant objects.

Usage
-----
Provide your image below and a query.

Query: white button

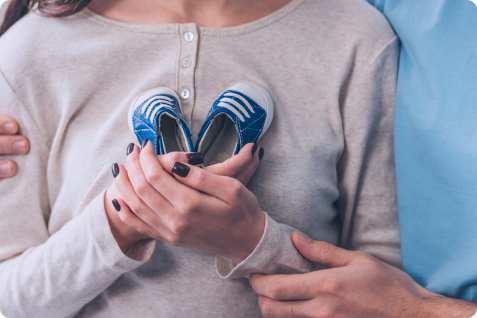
[180,88,191,99]
[184,32,194,42]
[181,58,192,68]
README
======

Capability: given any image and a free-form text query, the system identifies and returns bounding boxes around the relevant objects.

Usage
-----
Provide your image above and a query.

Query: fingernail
[141,138,149,149]
[13,141,26,152]
[112,199,121,212]
[258,148,265,161]
[172,162,190,177]
[127,143,135,156]
[186,152,203,165]
[3,122,15,134]
[0,162,12,175]
[111,163,120,178]
[297,232,311,243]
[251,144,258,156]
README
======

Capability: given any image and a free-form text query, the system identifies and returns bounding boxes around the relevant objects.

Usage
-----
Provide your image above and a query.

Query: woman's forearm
[0,191,155,318]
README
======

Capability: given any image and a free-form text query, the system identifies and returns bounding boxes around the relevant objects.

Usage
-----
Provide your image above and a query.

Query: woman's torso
[0,0,398,316]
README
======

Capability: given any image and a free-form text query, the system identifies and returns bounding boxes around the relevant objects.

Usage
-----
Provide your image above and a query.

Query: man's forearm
[418,293,477,318]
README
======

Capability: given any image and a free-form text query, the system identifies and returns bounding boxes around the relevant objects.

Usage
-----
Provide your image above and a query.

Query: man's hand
[250,231,477,318]
[0,115,30,178]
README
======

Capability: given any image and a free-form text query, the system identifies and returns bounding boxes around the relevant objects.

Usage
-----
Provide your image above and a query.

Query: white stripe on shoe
[224,92,255,113]
[218,102,246,122]
[221,98,251,118]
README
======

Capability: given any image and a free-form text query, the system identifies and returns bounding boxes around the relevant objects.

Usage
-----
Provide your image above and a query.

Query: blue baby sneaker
[128,87,194,155]
[196,81,274,166]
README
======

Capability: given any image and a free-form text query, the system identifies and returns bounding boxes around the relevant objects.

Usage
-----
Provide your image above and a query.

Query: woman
[0,0,400,317]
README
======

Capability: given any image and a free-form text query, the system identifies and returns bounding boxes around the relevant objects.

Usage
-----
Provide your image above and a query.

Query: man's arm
[250,232,477,318]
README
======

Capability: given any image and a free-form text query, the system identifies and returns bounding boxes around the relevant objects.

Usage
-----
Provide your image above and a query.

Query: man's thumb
[291,231,357,268]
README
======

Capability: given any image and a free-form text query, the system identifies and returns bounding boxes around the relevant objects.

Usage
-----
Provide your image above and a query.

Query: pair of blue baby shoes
[127,81,274,166]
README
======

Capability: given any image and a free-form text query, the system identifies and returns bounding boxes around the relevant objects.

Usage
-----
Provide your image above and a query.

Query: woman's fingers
[139,140,201,205]
[0,159,17,178]
[0,115,18,135]
[112,197,160,242]
[0,135,29,155]
[125,143,173,216]
[157,150,204,174]
[113,162,173,239]
[204,143,256,180]
[153,143,260,186]
[234,146,262,185]
[171,161,243,202]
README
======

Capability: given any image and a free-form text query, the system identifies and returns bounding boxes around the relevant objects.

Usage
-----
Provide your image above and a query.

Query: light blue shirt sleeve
[365,0,477,302]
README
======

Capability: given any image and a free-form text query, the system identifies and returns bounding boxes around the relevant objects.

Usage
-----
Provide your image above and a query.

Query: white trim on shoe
[127,87,182,140]
[225,80,274,141]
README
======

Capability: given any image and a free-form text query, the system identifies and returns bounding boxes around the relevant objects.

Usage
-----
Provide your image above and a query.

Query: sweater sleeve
[336,37,401,268]
[215,36,401,279]
[0,71,156,318]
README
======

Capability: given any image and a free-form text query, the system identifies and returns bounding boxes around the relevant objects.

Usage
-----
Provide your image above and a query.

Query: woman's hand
[0,115,30,178]
[109,142,265,261]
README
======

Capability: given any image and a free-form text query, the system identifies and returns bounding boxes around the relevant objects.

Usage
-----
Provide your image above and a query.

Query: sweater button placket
[177,25,199,130]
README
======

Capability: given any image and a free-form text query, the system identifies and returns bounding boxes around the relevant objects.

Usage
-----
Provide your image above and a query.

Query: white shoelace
[140,95,175,123]
[217,92,255,122]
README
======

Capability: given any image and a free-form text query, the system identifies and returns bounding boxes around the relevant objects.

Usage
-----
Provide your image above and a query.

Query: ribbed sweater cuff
[88,190,156,271]
[216,212,312,279]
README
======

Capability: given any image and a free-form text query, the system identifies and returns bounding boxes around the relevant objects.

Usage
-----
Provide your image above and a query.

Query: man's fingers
[204,143,256,179]
[0,115,18,135]
[0,160,17,178]
[0,135,29,155]
[291,231,362,268]
[258,295,309,318]
[250,273,316,301]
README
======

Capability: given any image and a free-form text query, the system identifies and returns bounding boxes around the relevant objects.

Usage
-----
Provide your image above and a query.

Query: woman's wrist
[104,184,144,253]
[229,210,266,263]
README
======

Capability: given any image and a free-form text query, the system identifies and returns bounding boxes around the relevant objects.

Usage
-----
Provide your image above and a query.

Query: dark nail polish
[186,152,203,165]
[112,199,121,212]
[172,162,190,177]
[251,144,258,156]
[112,163,120,178]
[259,148,265,161]
[141,138,149,149]
[127,143,135,155]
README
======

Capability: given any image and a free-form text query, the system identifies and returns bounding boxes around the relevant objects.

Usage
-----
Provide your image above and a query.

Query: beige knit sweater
[0,0,400,317]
